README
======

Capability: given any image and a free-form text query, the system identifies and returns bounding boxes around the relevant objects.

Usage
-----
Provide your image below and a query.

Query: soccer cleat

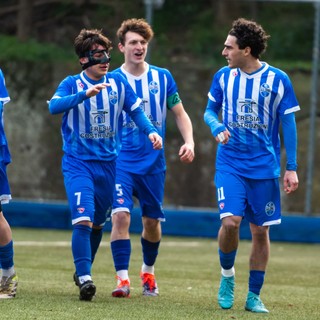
[245,291,269,313]
[218,275,235,309]
[112,276,130,298]
[73,273,96,301]
[73,272,80,287]
[140,272,159,296]
[0,273,18,299]
[79,280,96,301]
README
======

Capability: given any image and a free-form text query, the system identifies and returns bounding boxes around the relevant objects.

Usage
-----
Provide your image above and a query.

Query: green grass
[1,228,319,320]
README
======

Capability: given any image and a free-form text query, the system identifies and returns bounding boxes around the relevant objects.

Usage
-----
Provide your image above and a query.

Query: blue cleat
[218,275,235,309]
[245,291,269,313]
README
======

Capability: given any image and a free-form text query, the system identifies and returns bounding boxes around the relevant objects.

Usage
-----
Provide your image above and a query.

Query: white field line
[14,241,204,247]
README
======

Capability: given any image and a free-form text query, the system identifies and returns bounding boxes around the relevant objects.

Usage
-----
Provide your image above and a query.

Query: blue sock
[90,228,103,263]
[249,270,265,295]
[111,239,131,271]
[0,240,14,269]
[219,249,237,270]
[72,225,92,277]
[141,237,160,266]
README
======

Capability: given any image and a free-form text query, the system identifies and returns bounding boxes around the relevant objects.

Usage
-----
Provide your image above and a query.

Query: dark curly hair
[74,28,113,58]
[229,18,270,59]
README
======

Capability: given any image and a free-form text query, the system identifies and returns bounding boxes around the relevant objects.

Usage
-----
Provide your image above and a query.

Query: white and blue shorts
[62,154,116,226]
[112,169,165,221]
[214,171,281,226]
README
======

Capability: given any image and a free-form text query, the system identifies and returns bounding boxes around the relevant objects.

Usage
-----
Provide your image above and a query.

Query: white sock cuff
[221,266,235,277]
[141,263,154,274]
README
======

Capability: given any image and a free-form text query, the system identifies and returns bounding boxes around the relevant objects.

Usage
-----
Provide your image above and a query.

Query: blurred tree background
[0,0,319,214]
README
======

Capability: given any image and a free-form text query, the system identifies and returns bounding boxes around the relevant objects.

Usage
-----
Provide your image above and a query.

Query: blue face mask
[80,49,111,70]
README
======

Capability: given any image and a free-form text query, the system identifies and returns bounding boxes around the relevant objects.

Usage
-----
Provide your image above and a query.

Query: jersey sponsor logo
[237,99,257,114]
[91,110,109,123]
[229,99,268,130]
[77,207,85,214]
[79,110,114,139]
[141,99,148,111]
[260,83,271,98]
[148,81,159,94]
[108,90,118,104]
[265,201,275,216]
[80,131,115,139]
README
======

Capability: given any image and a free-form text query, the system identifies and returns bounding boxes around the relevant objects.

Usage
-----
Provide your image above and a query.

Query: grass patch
[1,228,319,320]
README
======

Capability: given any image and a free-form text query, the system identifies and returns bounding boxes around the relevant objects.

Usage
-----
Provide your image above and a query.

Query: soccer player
[48,28,162,301]
[110,18,195,298]
[204,18,299,313]
[0,69,18,299]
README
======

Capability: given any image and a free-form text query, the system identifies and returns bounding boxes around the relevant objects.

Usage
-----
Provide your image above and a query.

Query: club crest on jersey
[108,90,118,104]
[149,81,159,94]
[265,201,275,216]
[260,83,271,97]
[77,207,85,214]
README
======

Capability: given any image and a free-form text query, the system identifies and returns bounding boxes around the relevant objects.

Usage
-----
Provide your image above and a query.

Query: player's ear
[243,46,251,56]
[79,57,88,64]
[118,42,125,53]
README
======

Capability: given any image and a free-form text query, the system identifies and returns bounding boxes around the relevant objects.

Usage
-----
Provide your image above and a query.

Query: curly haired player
[204,18,299,313]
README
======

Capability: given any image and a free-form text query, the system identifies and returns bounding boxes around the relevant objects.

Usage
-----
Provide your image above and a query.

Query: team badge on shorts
[219,202,225,210]
[265,202,275,216]
[117,198,124,205]
[77,207,85,214]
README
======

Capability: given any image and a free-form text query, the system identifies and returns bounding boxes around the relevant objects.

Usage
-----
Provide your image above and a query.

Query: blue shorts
[0,161,11,204]
[112,169,165,221]
[214,171,281,226]
[62,155,116,226]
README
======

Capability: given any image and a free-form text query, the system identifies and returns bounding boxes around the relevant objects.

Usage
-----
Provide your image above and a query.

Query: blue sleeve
[281,112,298,171]
[48,90,87,114]
[129,106,157,136]
[204,98,226,137]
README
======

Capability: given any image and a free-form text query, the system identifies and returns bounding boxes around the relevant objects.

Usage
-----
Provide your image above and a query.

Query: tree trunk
[17,0,33,41]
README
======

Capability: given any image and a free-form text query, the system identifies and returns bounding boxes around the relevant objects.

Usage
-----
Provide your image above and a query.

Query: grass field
[1,228,319,320]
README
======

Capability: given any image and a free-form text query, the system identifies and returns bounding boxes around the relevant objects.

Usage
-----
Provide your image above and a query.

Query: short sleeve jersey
[0,69,11,164]
[114,63,178,175]
[51,71,143,161]
[208,62,300,179]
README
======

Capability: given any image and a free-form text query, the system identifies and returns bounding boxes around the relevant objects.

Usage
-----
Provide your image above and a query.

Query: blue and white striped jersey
[114,63,178,175]
[0,69,11,164]
[49,71,155,161]
[205,62,300,179]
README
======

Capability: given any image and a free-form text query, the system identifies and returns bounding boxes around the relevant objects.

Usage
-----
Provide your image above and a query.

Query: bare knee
[111,211,130,238]
[221,217,241,235]
[142,217,161,242]
[250,224,269,243]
